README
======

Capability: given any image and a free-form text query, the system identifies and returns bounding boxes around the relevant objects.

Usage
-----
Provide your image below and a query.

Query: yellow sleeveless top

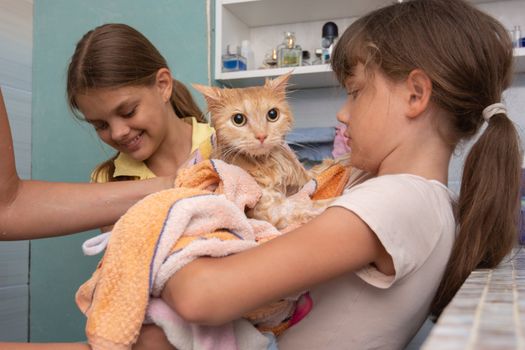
[91,117,214,182]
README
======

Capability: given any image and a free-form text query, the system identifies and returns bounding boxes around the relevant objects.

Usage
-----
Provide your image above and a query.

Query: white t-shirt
[278,173,456,350]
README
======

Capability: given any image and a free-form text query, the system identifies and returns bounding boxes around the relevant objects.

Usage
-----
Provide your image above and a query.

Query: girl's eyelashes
[122,106,137,118]
[93,121,109,131]
[344,81,360,99]
[347,89,360,99]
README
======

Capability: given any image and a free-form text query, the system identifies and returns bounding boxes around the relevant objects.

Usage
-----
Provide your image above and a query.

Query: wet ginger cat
[193,74,324,229]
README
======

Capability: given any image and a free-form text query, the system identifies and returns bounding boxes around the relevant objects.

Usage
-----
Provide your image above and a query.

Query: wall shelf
[217,49,525,89]
[215,0,525,90]
[216,64,336,88]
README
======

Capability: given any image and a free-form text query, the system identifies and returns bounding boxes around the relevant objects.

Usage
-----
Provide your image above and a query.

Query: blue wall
[31,0,209,341]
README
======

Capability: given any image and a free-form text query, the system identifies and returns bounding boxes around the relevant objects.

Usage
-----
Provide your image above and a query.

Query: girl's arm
[0,89,174,240]
[162,206,394,325]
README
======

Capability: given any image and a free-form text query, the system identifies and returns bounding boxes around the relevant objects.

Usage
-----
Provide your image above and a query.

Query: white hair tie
[482,103,506,122]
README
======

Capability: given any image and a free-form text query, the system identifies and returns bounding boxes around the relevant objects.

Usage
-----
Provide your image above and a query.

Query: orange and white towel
[77,159,349,350]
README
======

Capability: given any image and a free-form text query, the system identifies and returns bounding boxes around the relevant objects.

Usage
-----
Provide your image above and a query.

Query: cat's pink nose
[256,134,267,144]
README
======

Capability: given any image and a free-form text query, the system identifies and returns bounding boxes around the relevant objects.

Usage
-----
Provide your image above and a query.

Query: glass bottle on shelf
[262,48,278,69]
[277,32,302,68]
[222,44,247,72]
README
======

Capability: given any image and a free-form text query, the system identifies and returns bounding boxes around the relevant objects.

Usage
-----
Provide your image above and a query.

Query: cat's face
[193,74,293,157]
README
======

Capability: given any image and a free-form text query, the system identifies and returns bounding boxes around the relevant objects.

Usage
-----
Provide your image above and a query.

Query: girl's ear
[264,72,292,93]
[155,68,174,103]
[405,69,432,119]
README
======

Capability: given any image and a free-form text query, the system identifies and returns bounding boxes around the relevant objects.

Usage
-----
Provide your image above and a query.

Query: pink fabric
[332,123,351,158]
[147,299,238,350]
[193,323,237,350]
[289,293,314,327]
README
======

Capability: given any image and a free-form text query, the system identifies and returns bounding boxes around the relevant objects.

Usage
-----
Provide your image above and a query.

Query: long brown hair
[66,23,205,182]
[332,0,521,316]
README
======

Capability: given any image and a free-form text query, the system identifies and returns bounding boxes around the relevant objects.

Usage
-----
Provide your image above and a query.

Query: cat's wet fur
[193,74,323,229]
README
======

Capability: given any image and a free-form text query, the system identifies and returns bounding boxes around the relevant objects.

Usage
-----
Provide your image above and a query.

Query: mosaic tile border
[423,248,525,349]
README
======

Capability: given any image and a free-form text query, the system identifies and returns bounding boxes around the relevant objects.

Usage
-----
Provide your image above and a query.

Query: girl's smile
[76,85,172,162]
[118,130,144,153]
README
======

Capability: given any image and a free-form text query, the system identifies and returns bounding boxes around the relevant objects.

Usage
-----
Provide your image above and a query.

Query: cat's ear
[264,72,292,93]
[192,84,222,105]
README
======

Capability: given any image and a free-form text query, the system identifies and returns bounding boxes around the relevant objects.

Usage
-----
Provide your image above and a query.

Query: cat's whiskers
[228,149,244,164]
[220,145,241,162]
[225,141,258,164]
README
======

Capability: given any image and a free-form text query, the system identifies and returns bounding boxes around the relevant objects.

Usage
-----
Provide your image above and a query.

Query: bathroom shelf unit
[214,0,525,89]
[214,0,395,89]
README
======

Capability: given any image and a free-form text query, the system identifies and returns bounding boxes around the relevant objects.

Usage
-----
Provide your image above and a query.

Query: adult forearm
[0,177,173,240]
[0,87,175,240]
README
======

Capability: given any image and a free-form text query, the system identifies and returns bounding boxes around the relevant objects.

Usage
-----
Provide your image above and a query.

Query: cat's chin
[242,145,276,158]
[242,150,269,158]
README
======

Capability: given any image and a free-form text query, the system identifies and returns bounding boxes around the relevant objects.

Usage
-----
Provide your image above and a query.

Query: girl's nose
[110,121,131,141]
[336,105,350,124]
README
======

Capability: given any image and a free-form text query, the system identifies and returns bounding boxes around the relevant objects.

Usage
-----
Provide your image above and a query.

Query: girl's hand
[133,324,175,350]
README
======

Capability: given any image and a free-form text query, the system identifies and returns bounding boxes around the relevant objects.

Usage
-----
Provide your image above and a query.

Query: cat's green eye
[267,108,279,122]
[231,113,247,126]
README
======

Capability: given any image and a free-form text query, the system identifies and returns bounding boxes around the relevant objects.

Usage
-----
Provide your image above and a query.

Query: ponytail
[329,0,520,318]
[431,113,522,316]
[171,79,206,123]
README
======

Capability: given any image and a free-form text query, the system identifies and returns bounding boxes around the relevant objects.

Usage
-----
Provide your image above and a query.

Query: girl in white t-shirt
[153,1,521,349]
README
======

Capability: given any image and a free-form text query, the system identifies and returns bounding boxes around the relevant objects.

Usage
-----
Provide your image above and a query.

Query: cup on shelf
[262,48,278,69]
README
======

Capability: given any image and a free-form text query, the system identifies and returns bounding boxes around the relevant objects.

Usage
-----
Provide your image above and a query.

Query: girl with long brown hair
[67,23,214,232]
[152,0,521,349]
